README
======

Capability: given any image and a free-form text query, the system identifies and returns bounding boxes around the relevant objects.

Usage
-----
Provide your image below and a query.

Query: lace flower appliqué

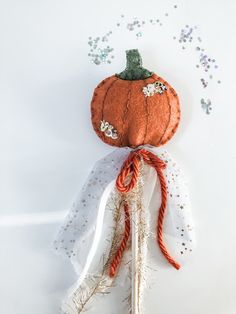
[100,120,118,139]
[143,81,167,97]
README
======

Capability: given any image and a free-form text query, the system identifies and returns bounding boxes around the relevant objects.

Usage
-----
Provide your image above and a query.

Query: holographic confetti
[173,23,221,113]
[87,12,168,62]
[123,17,163,39]
[127,19,143,31]
[87,5,221,116]
[174,24,197,47]
[175,27,220,78]
[87,4,179,61]
[195,47,218,73]
[88,33,114,65]
[149,18,162,26]
[200,78,208,88]
[136,32,142,39]
[201,98,212,114]
[195,47,220,112]
[174,25,197,49]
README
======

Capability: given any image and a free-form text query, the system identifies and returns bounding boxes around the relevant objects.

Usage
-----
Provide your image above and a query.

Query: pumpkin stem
[116,49,153,80]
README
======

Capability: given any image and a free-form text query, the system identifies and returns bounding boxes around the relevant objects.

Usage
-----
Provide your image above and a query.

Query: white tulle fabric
[54,148,131,275]
[54,146,195,314]
[53,146,195,312]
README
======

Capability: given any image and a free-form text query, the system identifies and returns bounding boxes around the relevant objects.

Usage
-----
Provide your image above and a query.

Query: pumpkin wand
[54,49,195,314]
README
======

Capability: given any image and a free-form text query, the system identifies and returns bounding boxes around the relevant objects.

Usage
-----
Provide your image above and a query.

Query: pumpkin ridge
[157,89,172,145]
[169,86,178,97]
[101,77,119,120]
[143,77,157,144]
[121,82,132,146]
[159,92,180,145]
[143,96,149,145]
[161,117,180,145]
[91,76,118,144]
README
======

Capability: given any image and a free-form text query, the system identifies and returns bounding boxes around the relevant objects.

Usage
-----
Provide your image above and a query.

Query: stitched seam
[143,77,158,144]
[121,82,132,146]
[101,77,119,119]
[143,96,149,144]
[158,90,171,145]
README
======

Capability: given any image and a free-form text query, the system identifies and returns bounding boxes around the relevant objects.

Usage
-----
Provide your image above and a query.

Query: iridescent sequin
[201,78,208,88]
[201,98,212,114]
[88,33,114,65]
[88,7,221,116]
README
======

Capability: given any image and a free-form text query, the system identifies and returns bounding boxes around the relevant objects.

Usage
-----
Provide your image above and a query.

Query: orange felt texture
[90,73,180,148]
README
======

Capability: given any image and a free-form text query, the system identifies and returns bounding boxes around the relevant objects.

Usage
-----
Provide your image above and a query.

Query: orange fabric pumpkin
[91,49,180,148]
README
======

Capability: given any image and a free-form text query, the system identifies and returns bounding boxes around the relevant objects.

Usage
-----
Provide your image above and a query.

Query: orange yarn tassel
[108,149,180,278]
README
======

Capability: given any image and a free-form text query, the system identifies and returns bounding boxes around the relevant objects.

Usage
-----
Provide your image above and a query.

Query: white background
[0,0,236,313]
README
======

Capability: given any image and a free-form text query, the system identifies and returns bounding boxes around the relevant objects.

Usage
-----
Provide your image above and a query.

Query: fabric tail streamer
[54,147,195,313]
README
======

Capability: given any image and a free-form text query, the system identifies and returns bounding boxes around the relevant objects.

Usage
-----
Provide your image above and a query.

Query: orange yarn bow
[109,149,181,278]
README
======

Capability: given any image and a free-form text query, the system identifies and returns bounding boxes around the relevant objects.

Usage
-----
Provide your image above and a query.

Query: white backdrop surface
[0,0,236,313]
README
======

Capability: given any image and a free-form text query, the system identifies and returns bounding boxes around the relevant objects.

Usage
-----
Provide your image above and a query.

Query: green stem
[116,49,153,80]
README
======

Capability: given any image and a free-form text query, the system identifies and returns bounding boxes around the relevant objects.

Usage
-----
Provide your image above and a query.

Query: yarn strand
[108,148,180,278]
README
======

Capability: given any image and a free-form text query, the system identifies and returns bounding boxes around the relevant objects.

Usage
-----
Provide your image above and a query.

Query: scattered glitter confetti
[127,18,143,31]
[200,78,208,88]
[88,33,114,65]
[136,32,142,39]
[87,12,170,65]
[87,5,221,117]
[174,24,221,112]
[174,25,197,48]
[197,48,217,73]
[201,98,212,114]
